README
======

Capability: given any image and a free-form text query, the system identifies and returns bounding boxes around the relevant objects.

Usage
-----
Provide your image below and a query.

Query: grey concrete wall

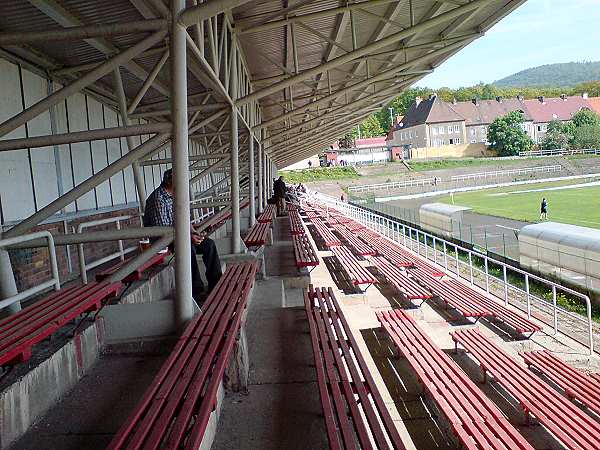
[0,320,104,448]
[0,58,222,225]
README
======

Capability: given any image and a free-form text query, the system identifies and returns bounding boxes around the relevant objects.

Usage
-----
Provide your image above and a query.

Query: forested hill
[494,61,600,87]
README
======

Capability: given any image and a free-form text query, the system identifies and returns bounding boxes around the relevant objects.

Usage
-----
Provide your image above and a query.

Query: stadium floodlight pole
[0,30,167,139]
[236,0,492,107]
[248,134,256,226]
[114,67,149,213]
[172,0,194,328]
[179,0,254,27]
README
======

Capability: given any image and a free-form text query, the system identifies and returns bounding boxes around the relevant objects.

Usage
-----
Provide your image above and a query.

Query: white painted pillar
[171,0,193,327]
[257,137,263,213]
[248,135,256,225]
[0,249,20,315]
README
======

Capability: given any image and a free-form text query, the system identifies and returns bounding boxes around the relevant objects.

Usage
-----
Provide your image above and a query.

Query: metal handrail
[348,177,435,193]
[77,215,136,284]
[450,164,562,182]
[310,191,595,355]
[0,231,60,310]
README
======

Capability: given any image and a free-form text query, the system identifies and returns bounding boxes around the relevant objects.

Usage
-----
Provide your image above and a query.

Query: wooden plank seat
[306,211,323,220]
[243,221,271,247]
[378,310,534,450]
[344,220,365,232]
[0,281,122,367]
[306,287,407,450]
[410,268,490,319]
[292,234,319,269]
[257,204,276,223]
[287,203,299,212]
[289,210,305,235]
[331,246,378,289]
[332,224,376,257]
[95,251,168,283]
[591,373,600,384]
[108,262,258,450]
[448,280,541,336]
[368,239,415,268]
[371,257,432,304]
[452,329,600,450]
[521,350,600,416]
[310,218,342,247]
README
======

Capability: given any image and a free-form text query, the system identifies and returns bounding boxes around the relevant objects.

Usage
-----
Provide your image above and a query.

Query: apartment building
[388,93,595,157]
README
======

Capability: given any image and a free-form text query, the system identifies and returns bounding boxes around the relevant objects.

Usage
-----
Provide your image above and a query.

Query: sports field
[438,177,600,229]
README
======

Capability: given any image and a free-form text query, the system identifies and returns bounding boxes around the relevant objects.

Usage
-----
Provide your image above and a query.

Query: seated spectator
[144,169,222,301]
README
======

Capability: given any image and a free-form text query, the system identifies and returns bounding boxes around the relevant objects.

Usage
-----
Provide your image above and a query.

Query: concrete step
[212,283,327,450]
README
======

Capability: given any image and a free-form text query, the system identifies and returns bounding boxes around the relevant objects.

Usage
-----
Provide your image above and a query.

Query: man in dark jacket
[273,176,286,215]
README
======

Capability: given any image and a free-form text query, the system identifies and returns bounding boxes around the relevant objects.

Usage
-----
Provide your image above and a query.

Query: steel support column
[248,134,256,226]
[172,0,194,328]
[0,249,20,315]
[257,133,263,213]
[114,67,148,212]
[230,108,241,253]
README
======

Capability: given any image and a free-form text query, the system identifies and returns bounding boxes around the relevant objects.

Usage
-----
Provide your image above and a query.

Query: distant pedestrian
[540,197,548,220]
[308,160,312,169]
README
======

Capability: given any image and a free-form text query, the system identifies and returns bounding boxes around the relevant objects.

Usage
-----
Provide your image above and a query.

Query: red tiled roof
[355,137,387,148]
[587,97,600,115]
[449,98,532,126]
[523,96,591,123]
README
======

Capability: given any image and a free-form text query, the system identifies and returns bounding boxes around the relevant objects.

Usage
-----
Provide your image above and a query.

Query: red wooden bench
[243,221,271,247]
[306,287,407,450]
[592,373,600,384]
[368,239,415,268]
[521,350,600,416]
[344,220,365,232]
[310,218,341,247]
[331,246,377,289]
[108,262,258,450]
[288,210,305,235]
[452,328,600,450]
[410,268,490,319]
[0,281,122,367]
[332,223,376,256]
[257,204,276,223]
[306,211,322,220]
[372,257,432,305]
[449,280,541,337]
[378,309,534,450]
[292,234,319,269]
[95,251,168,283]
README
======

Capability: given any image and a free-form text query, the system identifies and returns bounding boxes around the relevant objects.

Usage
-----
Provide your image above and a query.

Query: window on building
[470,128,475,136]
[454,124,460,133]
[455,137,461,145]
[409,131,413,139]
[439,126,444,134]
[432,127,438,136]
[470,139,476,144]
[448,126,452,134]
[449,138,454,145]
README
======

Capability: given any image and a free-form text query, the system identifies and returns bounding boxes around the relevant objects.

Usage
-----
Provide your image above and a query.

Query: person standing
[144,169,222,301]
[308,160,312,169]
[273,176,286,215]
[540,197,548,220]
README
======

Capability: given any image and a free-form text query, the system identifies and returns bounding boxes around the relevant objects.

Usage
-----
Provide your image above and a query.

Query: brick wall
[8,207,141,291]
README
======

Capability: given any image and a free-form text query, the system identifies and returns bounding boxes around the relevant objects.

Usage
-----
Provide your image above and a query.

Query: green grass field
[438,178,600,228]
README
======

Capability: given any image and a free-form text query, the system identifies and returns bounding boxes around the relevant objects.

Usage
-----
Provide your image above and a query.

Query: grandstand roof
[0,0,530,167]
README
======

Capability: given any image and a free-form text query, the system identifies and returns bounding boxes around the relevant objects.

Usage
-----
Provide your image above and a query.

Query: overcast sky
[416,0,600,88]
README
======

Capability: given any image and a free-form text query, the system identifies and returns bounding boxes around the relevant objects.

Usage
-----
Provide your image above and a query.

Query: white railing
[450,164,562,182]
[77,216,137,284]
[519,148,600,157]
[309,191,595,355]
[0,231,60,310]
[348,177,435,193]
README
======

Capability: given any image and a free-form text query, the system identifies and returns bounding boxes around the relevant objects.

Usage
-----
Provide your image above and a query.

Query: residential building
[387,93,596,158]
[523,94,591,143]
